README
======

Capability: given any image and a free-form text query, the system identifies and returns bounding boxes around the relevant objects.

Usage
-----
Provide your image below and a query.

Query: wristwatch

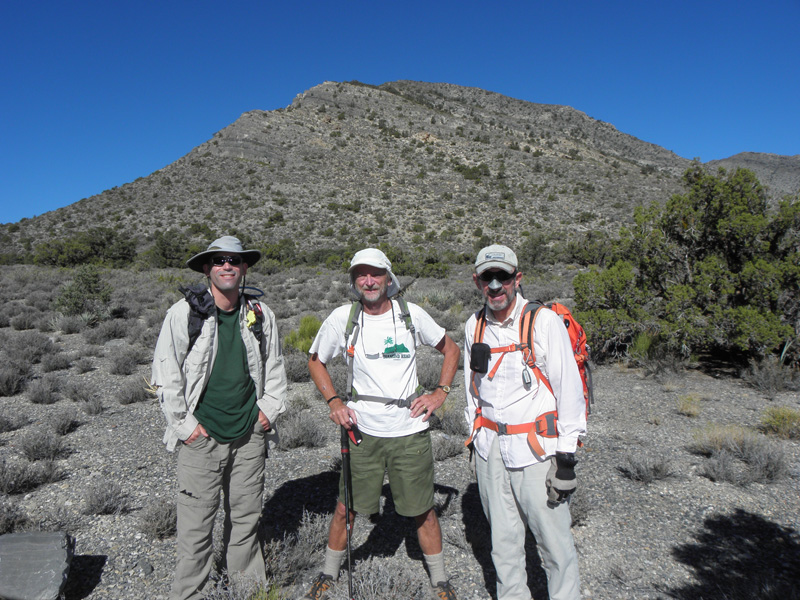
[435,385,451,394]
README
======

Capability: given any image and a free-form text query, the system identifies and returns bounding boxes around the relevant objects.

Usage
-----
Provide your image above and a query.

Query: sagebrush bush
[5,331,54,364]
[263,510,329,587]
[0,459,62,495]
[432,434,463,461]
[742,357,796,400]
[27,374,62,405]
[82,397,104,415]
[10,312,37,331]
[284,352,310,383]
[326,555,429,600]
[108,347,147,376]
[63,380,93,403]
[83,319,130,345]
[0,499,28,534]
[692,424,789,485]
[0,410,23,433]
[138,497,177,539]
[83,481,131,515]
[56,314,85,334]
[74,357,94,373]
[415,349,443,390]
[277,412,328,450]
[0,365,28,397]
[437,403,469,437]
[618,454,675,484]
[19,428,69,461]
[51,410,80,436]
[119,381,150,405]
[760,406,800,439]
[41,353,73,373]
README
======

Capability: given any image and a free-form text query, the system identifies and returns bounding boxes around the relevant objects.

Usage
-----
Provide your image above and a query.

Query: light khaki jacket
[151,293,287,451]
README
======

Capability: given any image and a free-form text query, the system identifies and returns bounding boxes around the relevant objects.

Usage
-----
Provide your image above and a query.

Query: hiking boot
[432,580,457,600]
[301,573,334,600]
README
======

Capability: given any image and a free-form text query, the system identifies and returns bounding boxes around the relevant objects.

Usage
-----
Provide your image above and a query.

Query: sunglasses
[210,255,243,266]
[478,269,516,283]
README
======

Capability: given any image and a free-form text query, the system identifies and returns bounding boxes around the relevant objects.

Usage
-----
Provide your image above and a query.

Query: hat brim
[186,250,261,273]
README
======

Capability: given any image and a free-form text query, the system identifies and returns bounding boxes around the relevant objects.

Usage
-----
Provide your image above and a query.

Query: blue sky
[2,1,798,224]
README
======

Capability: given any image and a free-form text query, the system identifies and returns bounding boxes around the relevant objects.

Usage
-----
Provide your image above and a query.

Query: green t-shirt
[194,307,259,442]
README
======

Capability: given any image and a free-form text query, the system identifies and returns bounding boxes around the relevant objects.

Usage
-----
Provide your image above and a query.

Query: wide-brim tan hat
[186,236,261,272]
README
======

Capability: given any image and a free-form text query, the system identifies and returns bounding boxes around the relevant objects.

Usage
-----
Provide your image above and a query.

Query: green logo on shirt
[382,336,410,358]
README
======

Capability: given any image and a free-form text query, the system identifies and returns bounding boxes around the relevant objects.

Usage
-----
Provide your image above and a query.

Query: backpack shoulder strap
[395,296,415,334]
[518,300,544,363]
[243,294,267,359]
[179,284,215,354]
[473,305,488,344]
[344,301,363,401]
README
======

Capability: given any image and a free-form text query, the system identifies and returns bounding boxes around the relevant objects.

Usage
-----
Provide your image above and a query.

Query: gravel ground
[2,334,799,599]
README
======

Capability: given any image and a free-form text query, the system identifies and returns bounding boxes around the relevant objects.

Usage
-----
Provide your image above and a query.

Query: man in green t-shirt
[152,236,287,600]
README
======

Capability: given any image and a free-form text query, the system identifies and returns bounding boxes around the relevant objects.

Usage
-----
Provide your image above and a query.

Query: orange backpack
[474,300,593,418]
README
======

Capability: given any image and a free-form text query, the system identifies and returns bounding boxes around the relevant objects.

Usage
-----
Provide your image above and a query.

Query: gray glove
[546,452,577,508]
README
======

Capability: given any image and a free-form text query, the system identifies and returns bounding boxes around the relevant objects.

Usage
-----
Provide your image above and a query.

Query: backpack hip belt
[465,406,558,459]
[350,386,423,409]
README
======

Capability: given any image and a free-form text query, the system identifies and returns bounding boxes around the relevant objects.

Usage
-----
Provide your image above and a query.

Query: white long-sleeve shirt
[464,293,586,468]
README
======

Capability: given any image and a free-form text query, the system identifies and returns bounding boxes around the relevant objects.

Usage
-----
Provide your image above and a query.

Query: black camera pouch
[470,342,491,374]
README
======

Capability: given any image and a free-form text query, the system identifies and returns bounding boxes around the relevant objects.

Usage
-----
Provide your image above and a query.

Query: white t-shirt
[309,300,446,437]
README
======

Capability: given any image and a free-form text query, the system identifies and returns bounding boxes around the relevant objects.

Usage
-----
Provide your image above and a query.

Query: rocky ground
[2,341,799,599]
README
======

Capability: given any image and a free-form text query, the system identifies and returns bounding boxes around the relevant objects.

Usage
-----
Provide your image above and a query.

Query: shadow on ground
[664,509,800,599]
[64,554,106,599]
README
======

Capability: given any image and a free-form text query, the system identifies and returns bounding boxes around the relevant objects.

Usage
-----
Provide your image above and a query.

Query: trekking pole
[340,423,362,600]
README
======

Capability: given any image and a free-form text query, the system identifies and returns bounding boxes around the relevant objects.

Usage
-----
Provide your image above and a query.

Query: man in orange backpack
[464,244,586,600]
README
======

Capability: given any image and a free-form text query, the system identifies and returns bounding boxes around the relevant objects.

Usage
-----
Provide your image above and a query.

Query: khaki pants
[476,436,580,600]
[170,424,266,600]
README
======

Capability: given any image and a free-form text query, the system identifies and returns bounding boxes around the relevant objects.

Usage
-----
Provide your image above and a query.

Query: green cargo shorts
[339,429,434,518]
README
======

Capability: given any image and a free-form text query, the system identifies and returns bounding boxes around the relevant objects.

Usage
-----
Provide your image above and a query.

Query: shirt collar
[485,292,527,326]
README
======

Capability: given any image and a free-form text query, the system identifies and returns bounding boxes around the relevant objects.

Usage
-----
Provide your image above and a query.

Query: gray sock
[323,546,346,580]
[423,551,447,586]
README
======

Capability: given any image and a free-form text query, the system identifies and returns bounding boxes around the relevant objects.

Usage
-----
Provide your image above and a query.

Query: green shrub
[33,227,136,268]
[760,406,800,439]
[284,315,322,353]
[576,165,800,364]
[55,265,112,318]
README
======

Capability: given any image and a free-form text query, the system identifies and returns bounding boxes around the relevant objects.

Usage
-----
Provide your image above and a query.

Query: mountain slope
[8,80,790,262]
